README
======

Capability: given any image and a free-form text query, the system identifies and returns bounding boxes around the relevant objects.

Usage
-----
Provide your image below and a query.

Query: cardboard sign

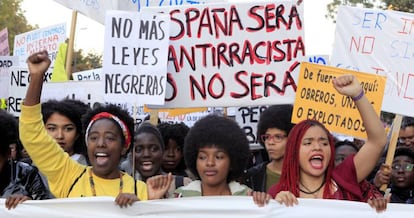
[144,0,305,108]
[292,62,386,139]
[103,10,170,106]
[13,23,66,67]
[0,28,9,56]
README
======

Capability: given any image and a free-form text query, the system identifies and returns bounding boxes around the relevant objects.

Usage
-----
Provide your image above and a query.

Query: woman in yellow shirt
[19,50,167,208]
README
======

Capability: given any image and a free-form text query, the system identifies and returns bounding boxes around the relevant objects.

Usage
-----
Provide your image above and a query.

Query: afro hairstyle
[184,114,250,182]
[257,104,294,146]
[157,122,190,171]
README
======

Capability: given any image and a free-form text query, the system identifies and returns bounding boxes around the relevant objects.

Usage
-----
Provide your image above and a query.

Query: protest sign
[7,66,53,116]
[235,105,268,149]
[331,6,414,117]
[103,10,170,106]
[73,68,103,81]
[53,0,222,24]
[13,23,67,67]
[292,62,386,139]
[41,80,105,109]
[0,56,18,99]
[41,80,149,125]
[0,196,412,217]
[0,28,9,56]
[144,0,305,108]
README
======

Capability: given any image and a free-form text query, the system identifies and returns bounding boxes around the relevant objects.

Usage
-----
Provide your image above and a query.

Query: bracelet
[351,90,364,101]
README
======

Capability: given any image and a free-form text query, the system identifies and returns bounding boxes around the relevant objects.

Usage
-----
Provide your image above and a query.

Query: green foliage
[72,49,102,73]
[326,0,412,22]
[0,0,102,72]
[0,0,36,53]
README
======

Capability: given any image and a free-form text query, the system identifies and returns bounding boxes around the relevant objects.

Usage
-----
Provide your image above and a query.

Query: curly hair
[41,98,90,156]
[157,122,190,171]
[272,119,335,198]
[0,110,19,157]
[257,104,294,146]
[394,147,414,161]
[82,104,134,154]
[184,115,250,182]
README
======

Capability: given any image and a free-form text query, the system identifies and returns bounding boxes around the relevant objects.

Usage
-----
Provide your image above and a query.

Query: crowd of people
[1,50,413,213]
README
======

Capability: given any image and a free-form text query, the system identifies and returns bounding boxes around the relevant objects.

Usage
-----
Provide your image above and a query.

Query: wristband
[351,90,364,101]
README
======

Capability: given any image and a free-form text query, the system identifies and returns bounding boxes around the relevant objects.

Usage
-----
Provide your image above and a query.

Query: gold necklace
[88,169,123,196]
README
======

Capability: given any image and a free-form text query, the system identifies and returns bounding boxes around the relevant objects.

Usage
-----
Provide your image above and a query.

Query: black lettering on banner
[296,106,303,118]
[105,73,165,95]
[7,97,23,113]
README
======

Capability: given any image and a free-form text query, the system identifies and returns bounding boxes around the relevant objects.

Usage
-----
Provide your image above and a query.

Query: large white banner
[53,0,223,24]
[0,196,412,217]
[145,0,305,108]
[330,6,414,117]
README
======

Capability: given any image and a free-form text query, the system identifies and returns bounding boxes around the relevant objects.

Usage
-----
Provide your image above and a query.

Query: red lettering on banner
[247,3,302,32]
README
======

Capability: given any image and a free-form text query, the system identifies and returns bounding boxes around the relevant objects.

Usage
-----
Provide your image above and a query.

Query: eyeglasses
[398,135,414,143]
[391,163,414,172]
[261,134,286,143]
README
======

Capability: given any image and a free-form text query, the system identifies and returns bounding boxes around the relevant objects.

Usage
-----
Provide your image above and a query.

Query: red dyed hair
[269,119,336,198]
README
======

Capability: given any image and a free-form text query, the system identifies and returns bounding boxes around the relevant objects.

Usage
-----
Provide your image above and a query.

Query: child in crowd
[241,104,294,192]
[19,50,168,208]
[41,98,90,165]
[122,122,191,197]
[267,74,388,212]
[0,109,51,209]
[157,122,195,179]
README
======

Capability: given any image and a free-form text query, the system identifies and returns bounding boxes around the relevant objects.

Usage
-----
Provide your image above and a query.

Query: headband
[85,112,131,150]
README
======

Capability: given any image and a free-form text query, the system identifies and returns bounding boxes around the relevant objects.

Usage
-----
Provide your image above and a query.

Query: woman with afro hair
[173,114,252,197]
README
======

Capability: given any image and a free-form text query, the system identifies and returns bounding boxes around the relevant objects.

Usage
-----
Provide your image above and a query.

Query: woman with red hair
[267,74,388,211]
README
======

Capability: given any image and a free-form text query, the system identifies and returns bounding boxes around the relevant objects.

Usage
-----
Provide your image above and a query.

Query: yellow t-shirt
[19,104,147,200]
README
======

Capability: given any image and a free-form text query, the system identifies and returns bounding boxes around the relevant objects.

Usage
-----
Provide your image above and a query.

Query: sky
[21,0,336,56]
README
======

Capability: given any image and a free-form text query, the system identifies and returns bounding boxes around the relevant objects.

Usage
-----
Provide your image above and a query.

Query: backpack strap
[67,168,87,197]
[175,175,184,188]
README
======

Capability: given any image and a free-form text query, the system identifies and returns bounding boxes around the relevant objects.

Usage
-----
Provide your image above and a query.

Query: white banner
[330,6,414,117]
[144,0,305,108]
[103,10,170,106]
[53,0,223,24]
[0,196,412,217]
[13,23,66,67]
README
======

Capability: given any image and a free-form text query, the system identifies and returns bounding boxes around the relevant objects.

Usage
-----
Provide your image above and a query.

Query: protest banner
[72,68,103,81]
[0,196,412,217]
[235,105,268,149]
[7,66,53,116]
[53,0,222,24]
[144,0,305,108]
[13,23,67,67]
[0,56,19,99]
[158,109,212,127]
[292,62,386,139]
[103,10,170,106]
[330,6,414,117]
[0,27,9,56]
[306,54,329,65]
